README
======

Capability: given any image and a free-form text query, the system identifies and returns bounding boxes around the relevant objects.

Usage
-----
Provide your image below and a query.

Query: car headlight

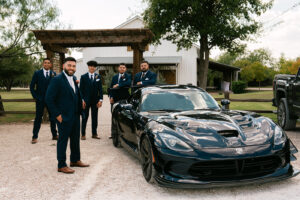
[159,133,193,152]
[274,126,286,145]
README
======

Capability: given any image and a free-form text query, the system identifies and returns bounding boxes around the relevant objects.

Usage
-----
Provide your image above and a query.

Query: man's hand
[56,115,63,123]
[137,81,142,85]
[113,84,119,88]
[82,100,86,110]
[110,98,114,104]
[97,101,103,108]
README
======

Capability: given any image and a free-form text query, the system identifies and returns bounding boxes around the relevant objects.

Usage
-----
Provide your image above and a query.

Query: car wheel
[140,136,157,183]
[111,118,121,148]
[277,98,296,130]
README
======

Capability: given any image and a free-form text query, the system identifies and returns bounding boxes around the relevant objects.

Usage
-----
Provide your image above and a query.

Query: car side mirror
[221,99,230,109]
[132,99,139,108]
[121,104,133,110]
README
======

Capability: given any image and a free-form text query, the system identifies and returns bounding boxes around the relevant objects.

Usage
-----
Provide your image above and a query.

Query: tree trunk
[198,35,210,89]
[4,80,13,92]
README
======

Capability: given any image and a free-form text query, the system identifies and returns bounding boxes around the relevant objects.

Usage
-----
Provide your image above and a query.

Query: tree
[289,59,300,74]
[276,54,294,74]
[0,51,39,91]
[0,0,60,60]
[251,62,268,90]
[240,65,255,83]
[143,0,272,89]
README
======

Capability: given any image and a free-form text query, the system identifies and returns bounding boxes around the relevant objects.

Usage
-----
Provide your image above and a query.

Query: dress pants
[57,115,80,168]
[32,100,57,139]
[81,103,98,136]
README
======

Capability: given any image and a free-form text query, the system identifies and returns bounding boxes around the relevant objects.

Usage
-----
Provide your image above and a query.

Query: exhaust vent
[218,130,239,137]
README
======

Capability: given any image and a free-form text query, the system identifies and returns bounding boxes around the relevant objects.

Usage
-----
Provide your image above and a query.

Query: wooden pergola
[32,29,153,75]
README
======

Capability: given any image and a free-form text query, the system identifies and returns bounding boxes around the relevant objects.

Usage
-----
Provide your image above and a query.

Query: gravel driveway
[0,96,300,200]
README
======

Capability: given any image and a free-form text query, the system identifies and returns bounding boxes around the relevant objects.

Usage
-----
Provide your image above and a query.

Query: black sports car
[111,85,299,188]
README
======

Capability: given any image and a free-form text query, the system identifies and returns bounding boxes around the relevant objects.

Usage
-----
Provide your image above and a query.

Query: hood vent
[218,130,239,137]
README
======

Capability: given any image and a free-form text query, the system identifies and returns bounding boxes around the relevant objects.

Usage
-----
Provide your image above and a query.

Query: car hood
[141,110,275,149]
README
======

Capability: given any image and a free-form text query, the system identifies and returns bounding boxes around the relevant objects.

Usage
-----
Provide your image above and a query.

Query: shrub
[232,81,247,94]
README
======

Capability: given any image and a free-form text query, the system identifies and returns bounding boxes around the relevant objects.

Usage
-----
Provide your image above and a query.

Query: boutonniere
[95,74,99,79]
[51,73,55,77]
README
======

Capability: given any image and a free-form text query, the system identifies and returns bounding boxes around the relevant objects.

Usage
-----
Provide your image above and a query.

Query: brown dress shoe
[70,161,90,167]
[31,139,38,144]
[58,166,75,174]
[92,135,100,139]
[81,136,86,140]
[52,136,58,140]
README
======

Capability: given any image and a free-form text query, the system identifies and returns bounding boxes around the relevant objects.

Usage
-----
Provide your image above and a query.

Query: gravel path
[0,95,300,200]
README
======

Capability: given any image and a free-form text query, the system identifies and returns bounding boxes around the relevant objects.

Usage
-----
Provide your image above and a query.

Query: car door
[118,91,141,149]
[293,68,300,114]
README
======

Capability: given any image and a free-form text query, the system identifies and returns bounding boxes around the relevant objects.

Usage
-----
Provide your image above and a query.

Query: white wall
[76,17,198,85]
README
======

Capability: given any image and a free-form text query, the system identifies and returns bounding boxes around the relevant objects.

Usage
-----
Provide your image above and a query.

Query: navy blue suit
[30,69,57,139]
[133,70,157,86]
[80,73,103,136]
[109,73,131,102]
[46,72,82,168]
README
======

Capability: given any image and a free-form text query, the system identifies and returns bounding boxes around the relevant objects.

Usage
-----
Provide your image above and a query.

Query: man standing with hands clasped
[46,57,89,174]
[80,60,103,140]
[30,58,58,144]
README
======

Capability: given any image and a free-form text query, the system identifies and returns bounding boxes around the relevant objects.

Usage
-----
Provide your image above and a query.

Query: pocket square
[145,78,149,80]
[96,79,100,82]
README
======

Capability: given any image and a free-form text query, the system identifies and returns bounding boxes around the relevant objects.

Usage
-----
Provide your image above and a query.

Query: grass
[0,90,35,124]
[0,89,278,123]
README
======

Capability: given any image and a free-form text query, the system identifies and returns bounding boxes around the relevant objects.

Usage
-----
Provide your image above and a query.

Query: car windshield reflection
[140,91,220,112]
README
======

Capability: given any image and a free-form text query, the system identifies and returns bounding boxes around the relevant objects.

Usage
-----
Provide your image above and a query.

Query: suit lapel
[62,73,75,98]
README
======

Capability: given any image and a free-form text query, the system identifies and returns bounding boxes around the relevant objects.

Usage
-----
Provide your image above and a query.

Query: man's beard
[141,69,148,72]
[64,69,74,76]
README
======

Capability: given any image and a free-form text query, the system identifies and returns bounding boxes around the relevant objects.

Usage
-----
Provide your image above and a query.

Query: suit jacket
[79,73,103,105]
[108,73,131,101]
[30,69,56,102]
[133,70,157,86]
[45,73,82,122]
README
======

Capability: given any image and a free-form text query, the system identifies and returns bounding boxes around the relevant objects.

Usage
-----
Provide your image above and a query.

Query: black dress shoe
[92,135,100,139]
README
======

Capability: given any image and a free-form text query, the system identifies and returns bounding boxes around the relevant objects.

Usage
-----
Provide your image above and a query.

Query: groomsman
[133,60,157,86]
[109,63,131,106]
[30,58,58,144]
[80,60,103,140]
[46,57,89,174]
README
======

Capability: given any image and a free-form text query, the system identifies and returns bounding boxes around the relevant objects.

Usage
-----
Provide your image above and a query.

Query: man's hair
[87,60,98,67]
[119,63,126,67]
[43,58,51,62]
[63,57,76,64]
[141,60,149,65]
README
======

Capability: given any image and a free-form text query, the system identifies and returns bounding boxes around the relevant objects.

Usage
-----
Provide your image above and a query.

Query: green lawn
[0,89,279,124]
[0,90,35,124]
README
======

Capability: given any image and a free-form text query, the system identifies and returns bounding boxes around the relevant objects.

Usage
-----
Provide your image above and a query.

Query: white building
[75,16,199,85]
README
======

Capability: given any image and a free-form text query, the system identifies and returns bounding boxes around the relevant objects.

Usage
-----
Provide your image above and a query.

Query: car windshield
[140,90,220,112]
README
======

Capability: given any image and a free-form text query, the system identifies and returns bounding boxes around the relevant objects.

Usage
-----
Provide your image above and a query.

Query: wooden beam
[43,44,68,54]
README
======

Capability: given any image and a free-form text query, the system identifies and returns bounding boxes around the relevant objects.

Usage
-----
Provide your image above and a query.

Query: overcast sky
[55,0,300,60]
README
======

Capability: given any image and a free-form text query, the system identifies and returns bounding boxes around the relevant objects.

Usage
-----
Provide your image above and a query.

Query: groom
[46,57,89,173]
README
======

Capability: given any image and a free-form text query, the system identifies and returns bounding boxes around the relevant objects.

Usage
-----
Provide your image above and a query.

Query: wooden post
[59,53,65,73]
[224,91,230,109]
[0,95,5,116]
[132,44,144,79]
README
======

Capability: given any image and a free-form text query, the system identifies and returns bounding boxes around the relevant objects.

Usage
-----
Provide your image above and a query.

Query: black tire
[277,98,297,130]
[140,136,157,183]
[111,118,121,148]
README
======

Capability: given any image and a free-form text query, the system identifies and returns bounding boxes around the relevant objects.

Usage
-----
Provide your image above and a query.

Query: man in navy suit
[133,60,157,87]
[109,63,131,105]
[46,57,89,174]
[30,58,58,144]
[80,60,103,140]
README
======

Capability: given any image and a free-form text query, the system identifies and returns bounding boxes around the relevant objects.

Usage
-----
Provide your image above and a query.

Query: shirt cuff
[99,99,103,102]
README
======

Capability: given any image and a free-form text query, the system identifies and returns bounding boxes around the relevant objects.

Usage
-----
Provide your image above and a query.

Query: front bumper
[155,165,299,189]
[151,140,299,188]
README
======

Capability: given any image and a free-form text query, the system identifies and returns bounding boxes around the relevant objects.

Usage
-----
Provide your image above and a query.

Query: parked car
[273,67,300,130]
[111,85,299,188]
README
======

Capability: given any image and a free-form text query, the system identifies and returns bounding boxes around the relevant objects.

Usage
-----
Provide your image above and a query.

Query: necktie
[46,71,49,79]
[141,72,145,79]
[118,74,123,83]
[91,75,93,81]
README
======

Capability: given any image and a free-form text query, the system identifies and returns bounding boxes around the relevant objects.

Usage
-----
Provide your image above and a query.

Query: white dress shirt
[118,73,124,83]
[43,68,50,78]
[88,72,95,80]
[63,71,75,92]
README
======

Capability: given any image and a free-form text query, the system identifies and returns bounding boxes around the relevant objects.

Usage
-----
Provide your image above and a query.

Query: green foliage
[240,65,255,82]
[0,0,60,59]
[232,81,247,94]
[143,0,272,89]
